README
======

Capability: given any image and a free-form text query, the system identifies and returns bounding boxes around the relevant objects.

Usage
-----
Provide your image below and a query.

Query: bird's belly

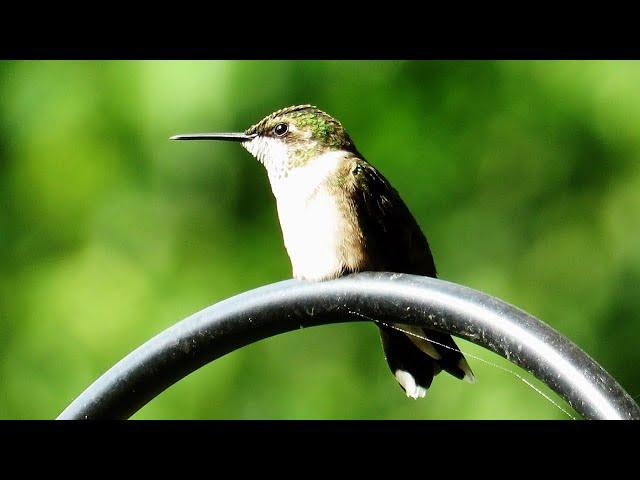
[276,194,351,281]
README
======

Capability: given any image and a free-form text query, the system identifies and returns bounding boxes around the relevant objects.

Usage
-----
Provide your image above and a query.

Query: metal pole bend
[57,272,640,420]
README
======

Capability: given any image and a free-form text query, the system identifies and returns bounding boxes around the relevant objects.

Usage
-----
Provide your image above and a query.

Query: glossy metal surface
[57,272,640,420]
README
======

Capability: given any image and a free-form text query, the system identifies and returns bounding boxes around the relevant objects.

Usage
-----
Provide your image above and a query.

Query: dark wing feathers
[348,158,473,388]
[351,159,437,277]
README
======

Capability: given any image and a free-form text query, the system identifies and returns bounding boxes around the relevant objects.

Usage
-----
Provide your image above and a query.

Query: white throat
[269,149,346,198]
[242,136,288,175]
[245,146,354,281]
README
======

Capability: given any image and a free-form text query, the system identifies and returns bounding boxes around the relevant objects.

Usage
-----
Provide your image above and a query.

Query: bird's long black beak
[170,132,256,142]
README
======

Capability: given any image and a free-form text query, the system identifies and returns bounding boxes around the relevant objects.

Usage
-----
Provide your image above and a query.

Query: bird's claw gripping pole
[57,272,640,420]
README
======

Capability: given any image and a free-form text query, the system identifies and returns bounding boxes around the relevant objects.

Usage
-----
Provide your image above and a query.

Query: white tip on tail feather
[459,357,476,384]
[395,369,427,399]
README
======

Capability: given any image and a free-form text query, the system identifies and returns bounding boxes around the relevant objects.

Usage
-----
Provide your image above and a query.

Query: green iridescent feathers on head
[246,105,355,152]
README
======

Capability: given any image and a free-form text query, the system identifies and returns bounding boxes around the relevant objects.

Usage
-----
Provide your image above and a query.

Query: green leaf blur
[1,60,639,419]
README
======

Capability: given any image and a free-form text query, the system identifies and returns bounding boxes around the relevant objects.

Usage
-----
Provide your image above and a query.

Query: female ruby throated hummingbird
[171,105,474,398]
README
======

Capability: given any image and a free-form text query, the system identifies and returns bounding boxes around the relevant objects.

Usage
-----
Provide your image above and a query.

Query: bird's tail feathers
[379,324,474,399]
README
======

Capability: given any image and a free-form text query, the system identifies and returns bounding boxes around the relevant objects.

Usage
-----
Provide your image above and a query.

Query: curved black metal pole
[57,272,640,420]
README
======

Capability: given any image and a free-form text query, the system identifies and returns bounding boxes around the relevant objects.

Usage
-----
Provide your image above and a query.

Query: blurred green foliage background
[1,60,639,419]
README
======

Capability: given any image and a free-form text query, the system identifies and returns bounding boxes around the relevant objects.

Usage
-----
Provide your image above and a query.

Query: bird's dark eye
[273,123,288,137]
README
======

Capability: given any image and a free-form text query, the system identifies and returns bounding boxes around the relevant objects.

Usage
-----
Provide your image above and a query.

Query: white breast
[270,151,350,281]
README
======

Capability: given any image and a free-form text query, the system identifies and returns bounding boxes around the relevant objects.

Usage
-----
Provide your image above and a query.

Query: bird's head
[171,105,358,181]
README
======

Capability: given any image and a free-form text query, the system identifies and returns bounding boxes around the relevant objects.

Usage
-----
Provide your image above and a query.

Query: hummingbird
[171,105,474,399]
